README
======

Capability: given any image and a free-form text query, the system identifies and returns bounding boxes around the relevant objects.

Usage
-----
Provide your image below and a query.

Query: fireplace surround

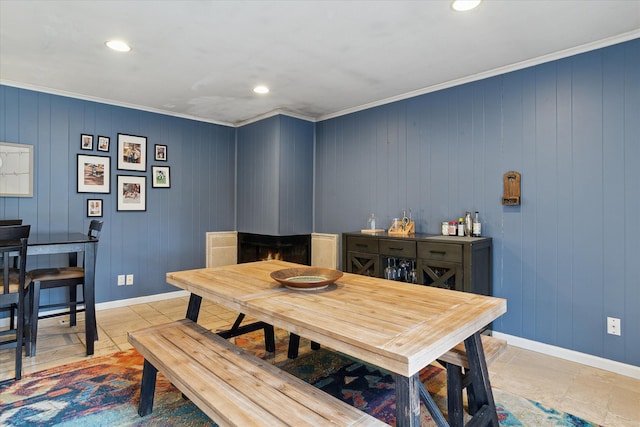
[237,232,311,265]
[206,231,338,270]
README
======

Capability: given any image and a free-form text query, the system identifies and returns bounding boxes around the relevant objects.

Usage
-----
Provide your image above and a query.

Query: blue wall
[0,86,236,306]
[314,39,640,366]
[1,38,638,367]
[236,115,314,235]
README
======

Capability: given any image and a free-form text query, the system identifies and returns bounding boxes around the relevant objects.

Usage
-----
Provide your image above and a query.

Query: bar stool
[26,220,103,355]
[0,224,30,382]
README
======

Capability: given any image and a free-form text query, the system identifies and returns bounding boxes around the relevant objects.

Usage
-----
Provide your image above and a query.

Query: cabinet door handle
[389,247,404,251]
[356,243,368,248]
[430,250,446,255]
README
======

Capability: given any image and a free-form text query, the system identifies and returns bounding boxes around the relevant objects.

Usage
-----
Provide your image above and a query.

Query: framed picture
[152,165,171,188]
[0,142,34,197]
[77,154,110,193]
[97,135,110,152]
[87,199,103,217]
[154,144,167,161]
[117,133,147,171]
[80,134,94,150]
[117,175,146,211]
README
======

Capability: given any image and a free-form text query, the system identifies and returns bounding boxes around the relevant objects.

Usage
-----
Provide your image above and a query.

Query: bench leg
[138,359,158,417]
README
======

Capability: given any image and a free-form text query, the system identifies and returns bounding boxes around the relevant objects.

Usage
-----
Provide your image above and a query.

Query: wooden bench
[436,335,507,427]
[128,319,387,427]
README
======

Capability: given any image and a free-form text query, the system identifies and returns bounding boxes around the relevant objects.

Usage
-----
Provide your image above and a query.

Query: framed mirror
[0,142,34,197]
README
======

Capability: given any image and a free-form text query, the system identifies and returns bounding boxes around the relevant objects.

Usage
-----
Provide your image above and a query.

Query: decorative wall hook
[502,171,521,206]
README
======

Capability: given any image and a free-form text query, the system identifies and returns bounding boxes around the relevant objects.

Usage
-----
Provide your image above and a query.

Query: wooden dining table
[166,259,507,427]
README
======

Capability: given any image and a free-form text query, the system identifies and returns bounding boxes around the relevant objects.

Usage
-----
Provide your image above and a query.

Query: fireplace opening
[238,232,311,265]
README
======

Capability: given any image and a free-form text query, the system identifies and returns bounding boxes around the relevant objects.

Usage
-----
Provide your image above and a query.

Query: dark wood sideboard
[342,232,492,296]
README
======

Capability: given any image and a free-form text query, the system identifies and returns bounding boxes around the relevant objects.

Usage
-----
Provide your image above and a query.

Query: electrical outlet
[117,275,125,286]
[607,317,621,336]
[126,274,134,285]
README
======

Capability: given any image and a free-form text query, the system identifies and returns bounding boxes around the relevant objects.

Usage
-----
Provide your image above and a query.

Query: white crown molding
[0,79,235,128]
[318,30,640,122]
[233,108,316,127]
[3,30,638,127]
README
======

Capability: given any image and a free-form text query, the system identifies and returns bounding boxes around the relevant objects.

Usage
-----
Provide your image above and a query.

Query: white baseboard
[94,290,191,311]
[0,291,190,328]
[492,331,640,380]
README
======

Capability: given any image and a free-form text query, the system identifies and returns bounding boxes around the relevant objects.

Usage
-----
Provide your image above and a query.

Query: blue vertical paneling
[533,63,559,344]
[0,85,235,307]
[500,71,525,336]
[623,42,640,366]
[601,44,626,361]
[278,116,313,234]
[314,38,640,367]
[555,59,575,347]
[571,52,605,356]
[236,116,279,234]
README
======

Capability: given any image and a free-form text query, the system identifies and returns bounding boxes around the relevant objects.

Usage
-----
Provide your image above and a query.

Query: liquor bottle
[457,217,465,236]
[472,211,482,237]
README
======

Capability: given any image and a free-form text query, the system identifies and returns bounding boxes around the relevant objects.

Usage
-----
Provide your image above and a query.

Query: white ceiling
[1,1,639,127]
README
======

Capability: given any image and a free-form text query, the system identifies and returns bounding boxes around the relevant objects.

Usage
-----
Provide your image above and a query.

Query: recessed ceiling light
[253,85,269,94]
[105,40,131,52]
[451,0,482,12]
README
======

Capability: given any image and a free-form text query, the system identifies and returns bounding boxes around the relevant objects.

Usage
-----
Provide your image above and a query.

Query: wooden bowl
[270,267,343,290]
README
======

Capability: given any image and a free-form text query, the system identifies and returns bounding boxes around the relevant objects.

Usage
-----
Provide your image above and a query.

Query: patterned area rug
[0,330,601,427]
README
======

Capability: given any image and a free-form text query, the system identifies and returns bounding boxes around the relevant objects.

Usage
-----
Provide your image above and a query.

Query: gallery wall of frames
[0,86,236,305]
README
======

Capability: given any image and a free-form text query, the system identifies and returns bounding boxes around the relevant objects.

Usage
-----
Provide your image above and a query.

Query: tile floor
[1,297,639,426]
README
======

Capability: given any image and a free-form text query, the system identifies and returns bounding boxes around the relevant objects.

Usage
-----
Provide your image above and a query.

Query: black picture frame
[154,144,167,161]
[77,154,110,193]
[117,175,146,211]
[97,135,110,152]
[117,133,147,171]
[80,134,94,150]
[87,199,103,217]
[152,165,171,188]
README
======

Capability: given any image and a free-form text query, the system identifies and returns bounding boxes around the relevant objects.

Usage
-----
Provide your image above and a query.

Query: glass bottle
[367,213,376,230]
[457,217,465,236]
[384,258,397,280]
[473,211,482,237]
[397,259,408,282]
[408,260,418,284]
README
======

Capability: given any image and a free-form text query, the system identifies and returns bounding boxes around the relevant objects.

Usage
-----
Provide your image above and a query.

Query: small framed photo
[77,154,110,193]
[87,199,103,217]
[117,133,147,171]
[152,166,171,188]
[154,144,167,161]
[117,175,146,211]
[80,134,94,150]
[97,135,110,152]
